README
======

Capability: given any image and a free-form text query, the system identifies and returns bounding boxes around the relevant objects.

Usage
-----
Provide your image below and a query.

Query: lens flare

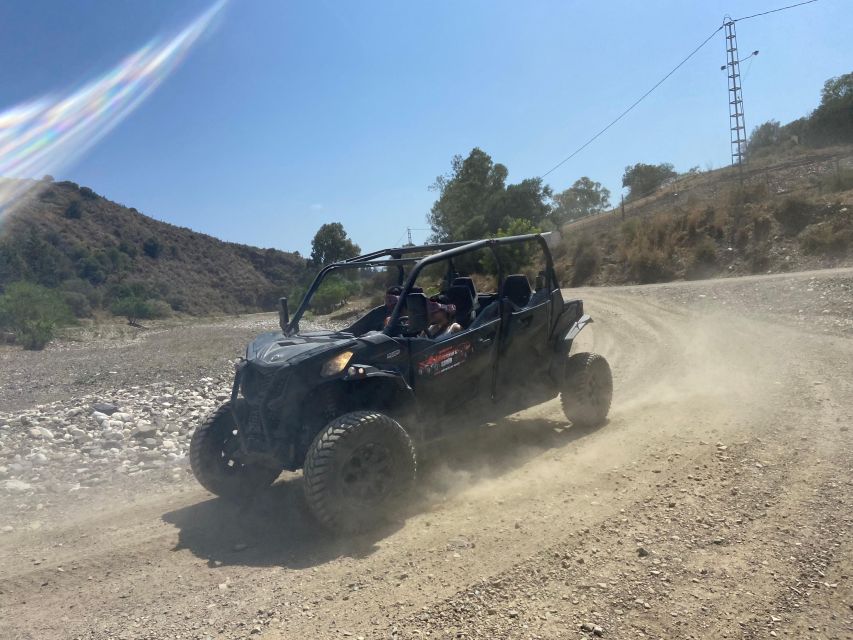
[0,1,227,226]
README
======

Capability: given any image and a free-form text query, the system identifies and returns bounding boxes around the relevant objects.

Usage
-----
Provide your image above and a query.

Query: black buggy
[190,233,612,531]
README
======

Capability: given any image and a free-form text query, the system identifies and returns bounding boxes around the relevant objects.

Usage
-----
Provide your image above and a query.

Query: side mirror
[405,293,429,334]
[278,297,289,333]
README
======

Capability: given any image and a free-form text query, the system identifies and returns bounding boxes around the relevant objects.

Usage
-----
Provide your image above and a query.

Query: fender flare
[549,314,593,382]
[564,314,593,345]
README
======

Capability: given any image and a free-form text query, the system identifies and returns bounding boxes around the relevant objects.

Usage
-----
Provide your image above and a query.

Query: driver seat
[444,285,475,329]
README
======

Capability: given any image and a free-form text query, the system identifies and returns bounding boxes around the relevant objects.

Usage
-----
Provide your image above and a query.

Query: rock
[593,625,604,636]
[3,479,32,493]
[92,403,119,415]
[1,525,13,533]
[447,536,474,550]
[132,424,158,439]
[637,546,650,557]
[29,427,53,439]
[581,623,595,632]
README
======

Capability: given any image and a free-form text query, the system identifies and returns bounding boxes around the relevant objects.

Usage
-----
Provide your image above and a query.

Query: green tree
[428,148,552,241]
[748,120,783,155]
[622,162,677,201]
[553,177,611,224]
[310,222,361,266]
[0,281,74,350]
[808,71,853,145]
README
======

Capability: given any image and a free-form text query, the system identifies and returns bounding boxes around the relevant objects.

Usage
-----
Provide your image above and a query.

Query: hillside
[0,179,306,316]
[557,145,853,286]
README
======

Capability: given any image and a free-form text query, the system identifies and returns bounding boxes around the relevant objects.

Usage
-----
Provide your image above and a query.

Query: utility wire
[732,0,818,22]
[541,26,722,178]
[540,0,820,179]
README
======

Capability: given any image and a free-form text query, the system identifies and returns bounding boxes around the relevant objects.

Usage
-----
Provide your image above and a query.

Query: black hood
[247,331,357,368]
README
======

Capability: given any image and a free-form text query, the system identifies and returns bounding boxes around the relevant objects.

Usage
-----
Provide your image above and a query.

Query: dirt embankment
[0,269,851,640]
[558,148,853,287]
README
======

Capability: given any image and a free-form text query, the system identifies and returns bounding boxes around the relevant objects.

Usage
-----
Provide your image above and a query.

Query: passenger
[426,294,462,339]
[383,286,404,328]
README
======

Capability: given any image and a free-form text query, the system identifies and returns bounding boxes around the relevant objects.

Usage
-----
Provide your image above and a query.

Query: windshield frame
[285,234,556,336]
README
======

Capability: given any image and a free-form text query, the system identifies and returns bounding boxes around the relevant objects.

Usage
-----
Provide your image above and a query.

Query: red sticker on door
[416,342,472,377]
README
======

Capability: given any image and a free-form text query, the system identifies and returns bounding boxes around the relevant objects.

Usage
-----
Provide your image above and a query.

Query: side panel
[408,318,501,424]
[496,298,552,388]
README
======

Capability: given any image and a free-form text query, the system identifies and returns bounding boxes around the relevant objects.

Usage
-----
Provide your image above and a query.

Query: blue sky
[0,0,850,255]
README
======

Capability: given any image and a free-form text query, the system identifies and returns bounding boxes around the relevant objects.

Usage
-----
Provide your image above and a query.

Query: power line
[541,26,722,178]
[540,0,820,180]
[732,0,818,23]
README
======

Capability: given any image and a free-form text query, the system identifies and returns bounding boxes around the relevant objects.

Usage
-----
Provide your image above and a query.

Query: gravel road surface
[0,269,851,639]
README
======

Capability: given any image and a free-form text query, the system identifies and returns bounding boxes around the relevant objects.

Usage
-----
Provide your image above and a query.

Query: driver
[383,286,403,328]
[426,294,462,339]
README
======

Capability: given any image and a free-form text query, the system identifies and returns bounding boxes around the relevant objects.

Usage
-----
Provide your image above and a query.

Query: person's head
[385,286,402,312]
[428,294,456,327]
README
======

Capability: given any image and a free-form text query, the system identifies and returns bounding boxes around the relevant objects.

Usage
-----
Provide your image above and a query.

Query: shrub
[799,221,852,256]
[0,281,74,350]
[110,296,171,322]
[79,186,98,200]
[773,197,815,235]
[626,246,672,283]
[570,239,600,286]
[819,168,853,193]
[61,291,92,317]
[753,215,772,242]
[142,237,162,259]
[686,237,717,280]
[64,201,82,219]
[727,182,768,206]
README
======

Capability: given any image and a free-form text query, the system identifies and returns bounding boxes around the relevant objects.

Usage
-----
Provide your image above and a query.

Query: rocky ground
[0,268,851,639]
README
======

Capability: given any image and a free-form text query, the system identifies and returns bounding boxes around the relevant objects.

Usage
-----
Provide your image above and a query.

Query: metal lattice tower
[724,19,747,167]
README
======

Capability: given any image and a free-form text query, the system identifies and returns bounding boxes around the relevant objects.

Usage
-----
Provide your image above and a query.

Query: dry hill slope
[0,179,306,315]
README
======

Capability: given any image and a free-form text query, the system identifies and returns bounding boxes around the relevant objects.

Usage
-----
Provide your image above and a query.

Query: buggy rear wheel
[303,411,416,533]
[189,401,281,500]
[560,352,612,429]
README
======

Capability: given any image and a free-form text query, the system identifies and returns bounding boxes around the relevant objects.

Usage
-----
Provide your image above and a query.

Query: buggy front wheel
[303,411,416,533]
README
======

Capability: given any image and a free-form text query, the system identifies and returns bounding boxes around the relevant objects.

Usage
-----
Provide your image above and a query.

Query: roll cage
[286,233,559,336]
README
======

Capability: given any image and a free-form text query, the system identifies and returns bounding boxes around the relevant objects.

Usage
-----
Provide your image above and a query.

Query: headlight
[321,350,353,377]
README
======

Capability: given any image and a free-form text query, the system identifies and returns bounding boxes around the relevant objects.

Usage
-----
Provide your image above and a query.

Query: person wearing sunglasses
[425,294,461,339]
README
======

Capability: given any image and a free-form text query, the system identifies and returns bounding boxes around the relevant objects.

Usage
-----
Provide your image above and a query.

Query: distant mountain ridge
[0,178,306,316]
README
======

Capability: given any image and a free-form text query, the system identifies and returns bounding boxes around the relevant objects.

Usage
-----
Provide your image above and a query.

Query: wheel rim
[340,442,396,504]
[217,429,242,472]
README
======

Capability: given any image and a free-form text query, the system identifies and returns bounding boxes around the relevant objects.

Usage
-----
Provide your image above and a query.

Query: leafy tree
[748,120,782,155]
[428,148,552,241]
[553,177,611,224]
[808,71,853,145]
[310,222,360,266]
[622,162,677,201]
[488,219,543,275]
[0,281,74,350]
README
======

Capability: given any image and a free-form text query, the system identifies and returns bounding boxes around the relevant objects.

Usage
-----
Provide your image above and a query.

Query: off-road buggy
[190,233,612,531]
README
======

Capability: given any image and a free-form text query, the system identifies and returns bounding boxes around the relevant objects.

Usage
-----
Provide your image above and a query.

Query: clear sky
[0,0,850,254]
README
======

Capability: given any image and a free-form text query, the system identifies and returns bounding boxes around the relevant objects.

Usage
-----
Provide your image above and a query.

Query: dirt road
[1,271,851,639]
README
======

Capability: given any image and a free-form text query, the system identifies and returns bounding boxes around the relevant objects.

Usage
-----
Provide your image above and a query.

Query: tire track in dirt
[0,278,851,639]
